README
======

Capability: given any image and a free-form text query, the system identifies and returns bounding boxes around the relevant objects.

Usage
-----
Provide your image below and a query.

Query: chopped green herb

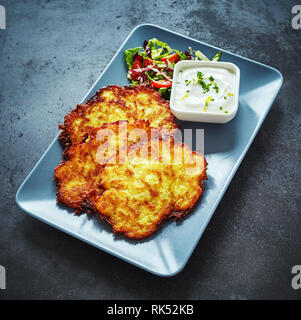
[224,110,228,114]
[202,85,212,94]
[213,82,219,93]
[219,106,223,110]
[197,71,204,79]
[209,76,214,82]
[180,93,189,100]
[197,72,209,93]
[224,96,227,100]
[204,96,213,107]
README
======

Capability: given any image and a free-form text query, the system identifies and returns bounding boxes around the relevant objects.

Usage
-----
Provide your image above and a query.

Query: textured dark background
[0,0,300,300]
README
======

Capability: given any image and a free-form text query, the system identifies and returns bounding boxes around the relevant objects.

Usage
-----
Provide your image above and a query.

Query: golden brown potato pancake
[59,85,178,149]
[55,120,158,213]
[94,137,207,239]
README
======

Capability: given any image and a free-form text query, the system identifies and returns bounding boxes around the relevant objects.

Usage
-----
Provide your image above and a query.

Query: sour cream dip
[170,61,240,123]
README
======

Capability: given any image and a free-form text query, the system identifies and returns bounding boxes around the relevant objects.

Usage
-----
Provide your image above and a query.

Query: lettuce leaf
[131,80,140,86]
[124,47,142,69]
[158,87,171,100]
[148,38,172,60]
[212,51,222,61]
[174,49,188,60]
[194,50,209,61]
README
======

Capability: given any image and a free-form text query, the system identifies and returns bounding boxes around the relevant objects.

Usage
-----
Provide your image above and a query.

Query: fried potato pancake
[94,137,207,239]
[55,120,158,213]
[59,85,178,149]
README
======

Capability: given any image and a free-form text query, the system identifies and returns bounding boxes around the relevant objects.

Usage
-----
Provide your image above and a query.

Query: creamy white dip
[174,65,236,114]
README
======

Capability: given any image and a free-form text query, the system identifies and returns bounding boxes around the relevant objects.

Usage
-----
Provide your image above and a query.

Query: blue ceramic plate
[16,24,283,276]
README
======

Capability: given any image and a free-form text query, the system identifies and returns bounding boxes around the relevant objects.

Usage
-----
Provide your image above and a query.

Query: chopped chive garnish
[224,110,228,114]
[227,92,234,96]
[197,71,204,78]
[209,76,214,82]
[219,106,223,110]
[181,93,189,100]
[213,82,219,93]
[204,96,213,107]
[197,71,212,93]
[224,96,227,100]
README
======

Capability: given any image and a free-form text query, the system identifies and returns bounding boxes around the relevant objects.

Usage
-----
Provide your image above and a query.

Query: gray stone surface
[0,0,300,299]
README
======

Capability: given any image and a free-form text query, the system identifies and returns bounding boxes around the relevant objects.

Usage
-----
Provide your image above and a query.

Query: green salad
[124,38,222,99]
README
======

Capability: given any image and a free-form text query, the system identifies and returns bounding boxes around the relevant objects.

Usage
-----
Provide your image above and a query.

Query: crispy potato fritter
[55,120,156,213]
[94,138,207,239]
[59,85,178,149]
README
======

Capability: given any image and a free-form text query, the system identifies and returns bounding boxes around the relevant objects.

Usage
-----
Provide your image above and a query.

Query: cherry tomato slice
[151,79,172,88]
[161,53,179,64]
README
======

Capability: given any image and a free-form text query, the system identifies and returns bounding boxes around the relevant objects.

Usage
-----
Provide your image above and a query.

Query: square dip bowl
[170,60,240,123]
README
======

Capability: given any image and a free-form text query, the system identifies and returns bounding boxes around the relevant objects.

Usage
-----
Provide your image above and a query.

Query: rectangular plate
[16,24,283,276]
